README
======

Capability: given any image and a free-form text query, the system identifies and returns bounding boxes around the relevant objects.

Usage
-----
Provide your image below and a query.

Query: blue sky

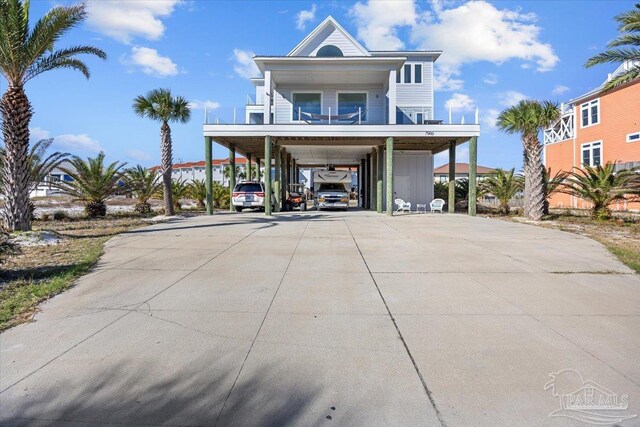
[14,0,635,169]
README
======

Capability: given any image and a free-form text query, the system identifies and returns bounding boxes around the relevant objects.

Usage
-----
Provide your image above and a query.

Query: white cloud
[552,84,570,96]
[296,4,317,30]
[482,108,500,130]
[350,1,558,90]
[55,134,102,153]
[483,73,498,85]
[350,0,416,50]
[126,149,152,162]
[189,99,221,110]
[128,47,178,77]
[87,0,181,44]
[445,93,476,112]
[232,49,260,79]
[29,128,102,154]
[498,90,527,107]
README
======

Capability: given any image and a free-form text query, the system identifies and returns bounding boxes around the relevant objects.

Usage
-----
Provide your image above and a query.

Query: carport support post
[247,153,252,181]
[468,136,478,216]
[205,136,213,215]
[229,144,236,212]
[274,143,281,212]
[256,157,261,181]
[264,137,272,215]
[376,145,383,213]
[448,141,456,213]
[371,148,377,211]
[366,153,371,209]
[386,137,394,216]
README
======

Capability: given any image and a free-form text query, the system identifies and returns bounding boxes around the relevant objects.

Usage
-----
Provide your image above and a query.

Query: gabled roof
[288,16,370,57]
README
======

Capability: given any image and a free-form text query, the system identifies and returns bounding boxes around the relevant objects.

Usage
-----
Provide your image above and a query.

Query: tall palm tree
[585,4,640,91]
[123,166,162,214]
[497,100,560,221]
[480,168,523,215]
[0,0,106,231]
[133,89,191,216]
[55,153,127,217]
[559,163,640,220]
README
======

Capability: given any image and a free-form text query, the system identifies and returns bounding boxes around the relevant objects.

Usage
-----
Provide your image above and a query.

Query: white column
[263,69,272,124]
[388,69,397,124]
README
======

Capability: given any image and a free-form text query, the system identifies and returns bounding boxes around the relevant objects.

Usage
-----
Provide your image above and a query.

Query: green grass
[599,241,640,274]
[0,237,106,331]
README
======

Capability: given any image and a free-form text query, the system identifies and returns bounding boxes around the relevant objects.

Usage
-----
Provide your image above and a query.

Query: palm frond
[123,165,162,203]
[133,88,191,124]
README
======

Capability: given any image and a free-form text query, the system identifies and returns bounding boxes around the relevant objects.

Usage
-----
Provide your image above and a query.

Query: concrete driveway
[1,211,639,426]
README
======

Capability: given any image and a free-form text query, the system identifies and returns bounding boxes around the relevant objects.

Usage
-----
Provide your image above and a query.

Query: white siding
[296,26,366,57]
[396,57,434,119]
[382,151,434,207]
[274,85,385,124]
[254,84,264,105]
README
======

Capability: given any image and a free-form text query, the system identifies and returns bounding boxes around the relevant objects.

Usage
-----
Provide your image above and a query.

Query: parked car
[232,181,272,212]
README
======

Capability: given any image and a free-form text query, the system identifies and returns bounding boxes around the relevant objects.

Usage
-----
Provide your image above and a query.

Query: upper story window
[580,99,599,128]
[581,141,602,167]
[316,45,343,57]
[627,132,640,143]
[292,92,322,121]
[397,63,424,85]
[338,93,367,121]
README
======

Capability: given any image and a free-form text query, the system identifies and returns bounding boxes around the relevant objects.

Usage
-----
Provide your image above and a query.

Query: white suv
[232,181,271,212]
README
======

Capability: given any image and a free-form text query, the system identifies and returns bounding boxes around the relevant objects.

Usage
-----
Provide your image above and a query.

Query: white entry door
[394,176,411,201]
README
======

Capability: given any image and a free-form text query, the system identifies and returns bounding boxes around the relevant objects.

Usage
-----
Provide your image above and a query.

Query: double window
[581,141,602,167]
[396,63,423,84]
[292,93,322,121]
[580,99,599,127]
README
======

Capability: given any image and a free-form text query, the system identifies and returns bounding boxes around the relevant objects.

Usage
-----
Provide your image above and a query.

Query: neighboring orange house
[544,61,640,211]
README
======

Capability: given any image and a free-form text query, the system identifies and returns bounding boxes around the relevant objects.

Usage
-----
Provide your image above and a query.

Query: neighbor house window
[338,93,366,121]
[414,64,422,83]
[403,64,412,83]
[581,141,602,167]
[580,99,599,127]
[627,132,640,143]
[292,93,322,121]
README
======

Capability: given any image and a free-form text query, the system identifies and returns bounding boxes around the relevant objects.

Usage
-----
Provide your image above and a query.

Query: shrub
[53,210,68,220]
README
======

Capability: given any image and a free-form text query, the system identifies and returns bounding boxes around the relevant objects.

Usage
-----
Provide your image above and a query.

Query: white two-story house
[202,16,480,215]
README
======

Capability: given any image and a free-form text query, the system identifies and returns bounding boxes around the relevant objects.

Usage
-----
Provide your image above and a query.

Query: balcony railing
[204,106,479,126]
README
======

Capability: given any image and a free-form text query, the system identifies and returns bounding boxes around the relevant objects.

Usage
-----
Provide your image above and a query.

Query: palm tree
[434,181,448,200]
[481,168,523,215]
[133,89,191,216]
[223,165,242,184]
[0,0,106,231]
[559,162,640,220]
[1,138,69,195]
[212,183,230,209]
[543,167,570,215]
[497,100,560,221]
[169,178,191,211]
[585,4,640,91]
[189,179,207,209]
[55,152,127,217]
[123,166,162,214]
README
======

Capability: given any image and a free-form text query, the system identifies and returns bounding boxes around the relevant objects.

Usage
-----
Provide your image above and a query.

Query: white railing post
[475,107,479,125]
[298,107,301,124]
[216,116,219,124]
[461,115,465,125]
[449,106,452,124]
[204,107,208,124]
[328,107,331,124]
[359,107,362,124]
[234,107,237,124]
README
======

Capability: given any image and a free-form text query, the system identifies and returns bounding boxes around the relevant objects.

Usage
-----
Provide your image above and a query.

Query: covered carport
[203,124,479,216]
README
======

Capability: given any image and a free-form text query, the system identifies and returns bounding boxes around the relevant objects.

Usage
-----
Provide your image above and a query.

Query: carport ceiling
[284,145,373,166]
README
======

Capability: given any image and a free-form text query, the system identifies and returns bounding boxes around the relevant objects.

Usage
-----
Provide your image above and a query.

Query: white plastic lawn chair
[394,198,412,213]
[430,198,445,213]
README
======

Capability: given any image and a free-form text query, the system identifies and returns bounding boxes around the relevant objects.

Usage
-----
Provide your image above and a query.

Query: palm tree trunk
[526,138,545,221]
[522,149,530,218]
[0,86,33,231]
[161,122,175,216]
